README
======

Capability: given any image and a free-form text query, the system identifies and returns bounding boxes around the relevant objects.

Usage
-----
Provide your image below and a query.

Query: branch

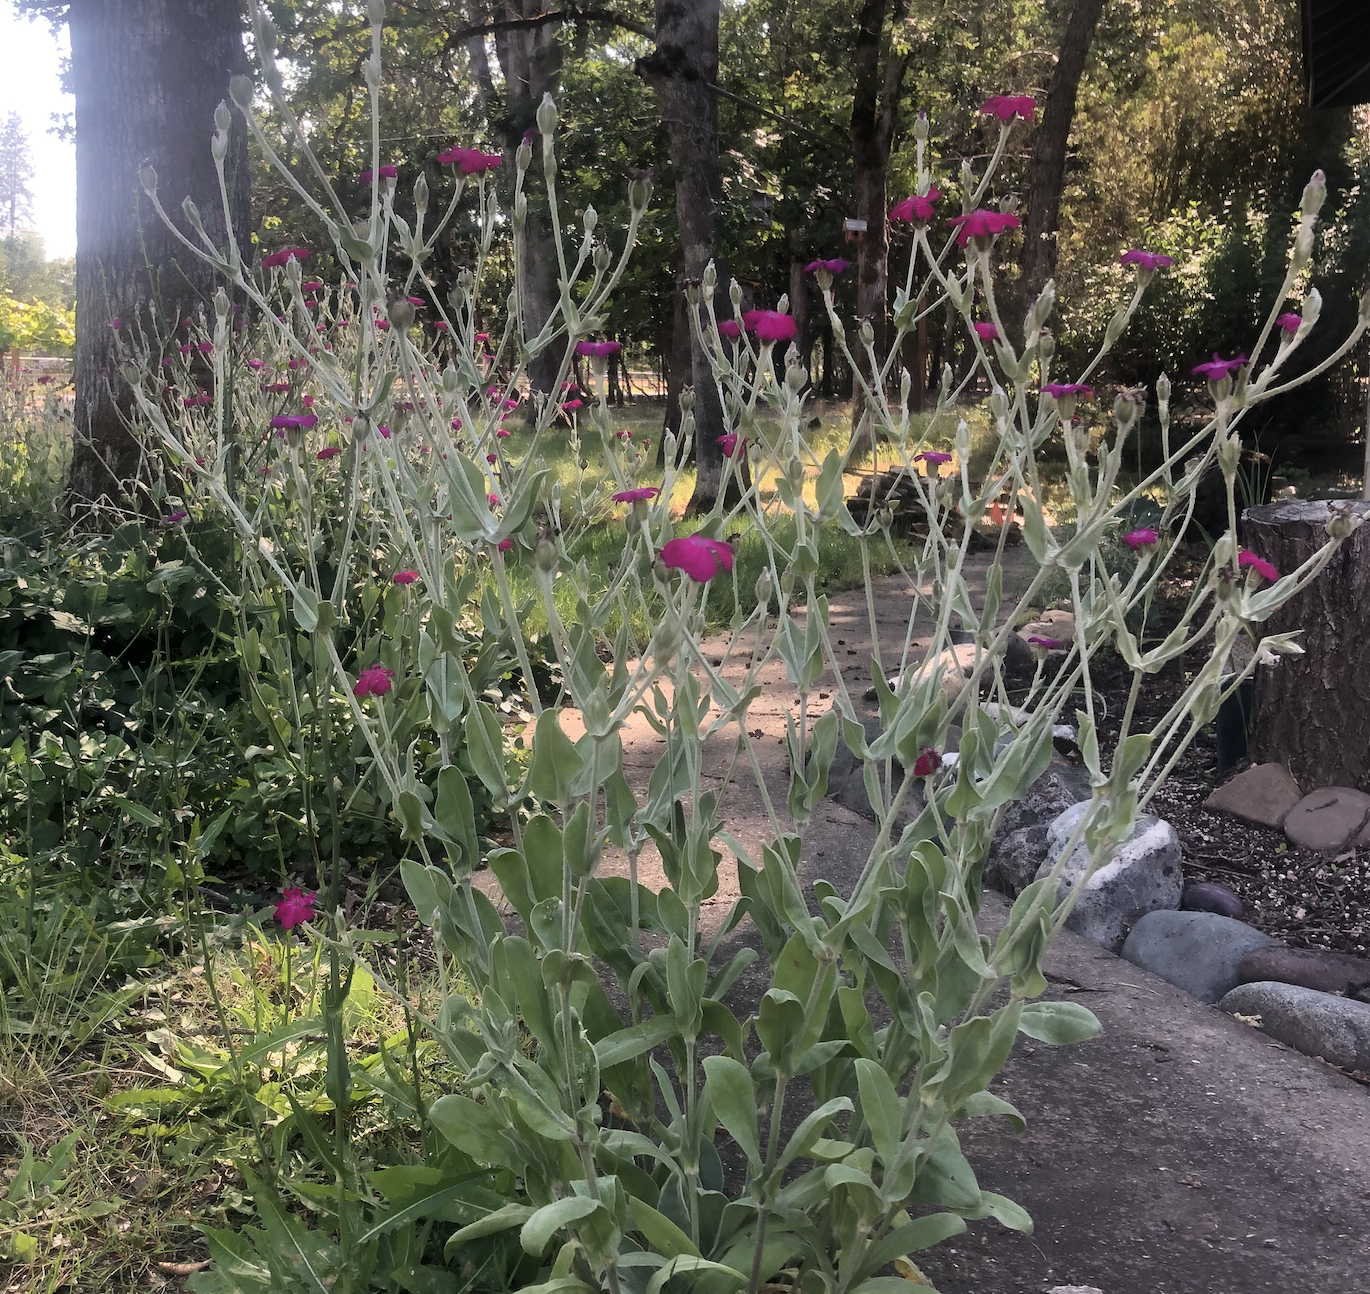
[441,5,654,44]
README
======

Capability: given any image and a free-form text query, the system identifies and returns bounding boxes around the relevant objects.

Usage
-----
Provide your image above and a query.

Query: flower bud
[368,0,386,23]
[1326,502,1363,542]
[785,363,808,392]
[513,192,527,232]
[685,282,700,306]
[779,564,795,597]
[679,387,695,414]
[1156,371,1171,413]
[914,110,929,143]
[702,261,716,292]
[214,101,232,133]
[988,387,1008,421]
[1302,288,1323,330]
[730,279,742,307]
[140,164,158,194]
[900,367,911,404]
[211,130,228,162]
[956,418,971,462]
[229,74,254,112]
[960,158,974,199]
[593,243,610,273]
[1300,169,1327,219]
[214,287,231,320]
[515,139,532,173]
[1216,428,1240,478]
[536,93,558,136]
[1037,327,1055,366]
[387,295,416,330]
[181,195,205,235]
[1026,280,1055,334]
[579,205,597,236]
[534,538,559,574]
[859,320,875,347]
[754,568,772,608]
[629,177,651,212]
[413,171,429,215]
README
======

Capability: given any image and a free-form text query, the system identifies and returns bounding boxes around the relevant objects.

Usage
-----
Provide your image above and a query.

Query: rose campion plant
[122,3,1369,1290]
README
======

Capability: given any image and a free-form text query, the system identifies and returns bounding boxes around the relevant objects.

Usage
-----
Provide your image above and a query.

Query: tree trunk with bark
[639,0,735,512]
[848,0,911,459]
[1244,499,1370,790]
[66,0,251,513]
[1019,0,1107,306]
[493,0,563,400]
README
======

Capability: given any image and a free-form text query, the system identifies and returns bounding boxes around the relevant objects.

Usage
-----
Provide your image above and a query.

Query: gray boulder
[1220,981,1370,1073]
[1036,801,1183,952]
[1121,910,1282,1003]
[984,764,1092,897]
[1237,945,1370,998]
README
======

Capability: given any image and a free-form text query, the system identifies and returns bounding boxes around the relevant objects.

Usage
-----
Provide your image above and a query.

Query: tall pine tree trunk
[1019,0,1107,305]
[639,0,732,512]
[494,0,563,400]
[67,0,250,513]
[848,0,911,459]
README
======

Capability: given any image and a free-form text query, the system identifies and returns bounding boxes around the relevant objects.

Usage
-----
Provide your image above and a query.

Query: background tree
[637,0,731,510]
[0,110,36,239]
[1019,0,1108,305]
[38,0,253,511]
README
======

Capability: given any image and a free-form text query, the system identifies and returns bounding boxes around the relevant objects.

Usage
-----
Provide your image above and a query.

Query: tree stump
[1243,498,1370,791]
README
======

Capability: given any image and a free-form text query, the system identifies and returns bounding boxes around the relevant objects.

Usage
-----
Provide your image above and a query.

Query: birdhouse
[844,217,867,244]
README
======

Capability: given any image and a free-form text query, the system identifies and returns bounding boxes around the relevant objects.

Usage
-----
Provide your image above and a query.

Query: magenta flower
[1028,635,1062,650]
[748,311,798,343]
[261,247,310,269]
[437,146,502,174]
[947,210,1020,248]
[359,163,399,185]
[263,382,291,393]
[718,433,743,458]
[435,320,450,330]
[475,332,490,343]
[107,317,122,330]
[613,486,661,503]
[803,258,849,275]
[911,747,941,777]
[353,664,396,698]
[501,398,519,410]
[981,95,1036,122]
[274,887,317,930]
[497,537,513,552]
[183,393,212,407]
[302,279,323,291]
[393,570,419,585]
[378,425,391,438]
[1119,249,1174,271]
[1041,382,1094,399]
[406,295,425,307]
[164,509,189,525]
[890,186,941,223]
[575,340,622,357]
[178,344,193,355]
[197,341,214,353]
[1275,313,1302,334]
[1238,549,1278,582]
[562,399,583,412]
[1123,528,1159,551]
[1192,352,1247,382]
[972,321,999,341]
[914,450,953,466]
[496,427,511,438]
[317,446,341,460]
[717,319,742,339]
[487,493,501,506]
[451,418,463,430]
[661,534,735,582]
